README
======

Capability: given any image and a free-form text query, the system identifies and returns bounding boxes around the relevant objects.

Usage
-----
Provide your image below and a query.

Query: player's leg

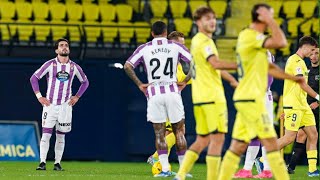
[287,129,307,173]
[218,111,248,180]
[260,137,289,180]
[277,109,303,149]
[299,108,318,176]
[234,139,260,178]
[37,105,56,170]
[206,103,227,180]
[54,102,72,170]
[175,105,210,180]
[254,91,274,178]
[152,122,170,172]
[171,120,187,165]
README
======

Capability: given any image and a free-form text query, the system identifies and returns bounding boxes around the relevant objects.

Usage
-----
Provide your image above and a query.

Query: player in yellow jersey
[277,36,319,177]
[217,4,313,180]
[174,6,239,180]
[147,31,190,166]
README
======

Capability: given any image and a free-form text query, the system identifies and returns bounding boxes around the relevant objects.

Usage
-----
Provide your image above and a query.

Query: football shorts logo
[56,71,70,82]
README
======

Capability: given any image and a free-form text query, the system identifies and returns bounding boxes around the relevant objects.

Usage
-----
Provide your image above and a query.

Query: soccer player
[30,39,89,171]
[217,4,310,180]
[147,31,189,166]
[124,21,191,177]
[234,51,275,179]
[287,47,319,174]
[174,6,238,180]
[277,36,319,177]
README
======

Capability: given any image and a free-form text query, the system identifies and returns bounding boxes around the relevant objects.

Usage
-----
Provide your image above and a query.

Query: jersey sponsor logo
[56,71,70,82]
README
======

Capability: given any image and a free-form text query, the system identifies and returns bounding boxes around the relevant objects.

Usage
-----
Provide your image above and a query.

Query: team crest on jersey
[56,70,70,82]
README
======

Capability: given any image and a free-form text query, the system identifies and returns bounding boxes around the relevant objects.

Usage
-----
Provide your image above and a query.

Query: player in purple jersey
[124,21,192,177]
[30,39,89,171]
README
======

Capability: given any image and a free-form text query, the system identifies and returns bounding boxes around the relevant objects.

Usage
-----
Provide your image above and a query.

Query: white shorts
[147,92,185,124]
[42,101,72,133]
[266,90,273,120]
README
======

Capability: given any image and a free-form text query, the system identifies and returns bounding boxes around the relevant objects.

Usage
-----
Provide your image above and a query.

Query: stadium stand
[0,0,316,60]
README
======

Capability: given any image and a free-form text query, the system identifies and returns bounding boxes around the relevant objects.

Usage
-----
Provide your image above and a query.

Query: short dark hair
[251,3,272,23]
[193,6,215,21]
[54,38,69,49]
[298,36,318,48]
[152,21,167,35]
[168,31,184,40]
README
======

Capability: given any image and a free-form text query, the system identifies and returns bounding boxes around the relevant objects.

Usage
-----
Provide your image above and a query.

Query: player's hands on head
[38,97,50,106]
[177,82,187,91]
[69,96,79,106]
[310,102,319,110]
[257,7,273,24]
[138,83,149,96]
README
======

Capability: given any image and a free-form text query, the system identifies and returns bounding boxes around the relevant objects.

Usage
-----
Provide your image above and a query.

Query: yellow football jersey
[191,32,226,104]
[233,28,269,102]
[176,63,191,84]
[283,54,309,110]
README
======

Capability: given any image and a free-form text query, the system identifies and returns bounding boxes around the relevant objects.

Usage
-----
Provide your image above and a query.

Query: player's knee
[230,140,247,155]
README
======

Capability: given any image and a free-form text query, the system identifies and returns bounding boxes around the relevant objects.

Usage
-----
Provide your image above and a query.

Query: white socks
[243,146,260,170]
[158,154,170,172]
[54,134,65,164]
[262,146,270,170]
[40,133,52,163]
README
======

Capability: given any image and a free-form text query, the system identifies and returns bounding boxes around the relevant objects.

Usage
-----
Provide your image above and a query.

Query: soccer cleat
[53,163,64,171]
[287,166,295,174]
[253,170,273,178]
[308,169,320,177]
[254,157,264,174]
[154,171,173,177]
[233,169,253,178]
[147,155,158,165]
[36,162,46,170]
[173,174,183,180]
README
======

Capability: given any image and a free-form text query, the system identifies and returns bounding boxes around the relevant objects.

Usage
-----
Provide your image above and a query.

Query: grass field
[0,161,317,180]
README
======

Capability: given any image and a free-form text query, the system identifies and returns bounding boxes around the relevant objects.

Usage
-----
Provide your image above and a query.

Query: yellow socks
[206,155,221,180]
[218,150,240,180]
[177,150,199,180]
[266,151,289,180]
[307,150,318,172]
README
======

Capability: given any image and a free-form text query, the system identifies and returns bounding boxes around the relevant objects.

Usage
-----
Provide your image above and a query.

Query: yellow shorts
[193,102,228,135]
[284,107,315,131]
[232,101,276,143]
[166,120,173,132]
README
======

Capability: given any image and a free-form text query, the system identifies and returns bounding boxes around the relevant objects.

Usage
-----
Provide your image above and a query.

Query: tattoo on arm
[124,62,143,86]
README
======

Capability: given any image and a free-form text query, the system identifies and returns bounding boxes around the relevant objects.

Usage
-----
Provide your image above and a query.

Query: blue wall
[0,58,237,162]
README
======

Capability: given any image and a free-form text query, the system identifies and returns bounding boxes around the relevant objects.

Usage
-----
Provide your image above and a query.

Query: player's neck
[199,30,212,38]
[295,50,305,59]
[249,23,265,33]
[57,56,69,64]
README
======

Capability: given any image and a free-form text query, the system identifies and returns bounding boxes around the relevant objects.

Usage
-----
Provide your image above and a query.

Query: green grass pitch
[0,161,317,180]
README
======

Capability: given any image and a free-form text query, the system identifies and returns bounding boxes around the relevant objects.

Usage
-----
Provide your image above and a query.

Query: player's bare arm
[208,55,237,70]
[268,63,319,100]
[68,96,79,106]
[258,7,287,49]
[309,102,319,110]
[124,62,149,95]
[221,70,238,88]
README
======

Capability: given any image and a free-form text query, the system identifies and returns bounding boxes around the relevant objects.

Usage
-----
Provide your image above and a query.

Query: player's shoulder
[287,54,302,64]
[171,41,189,52]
